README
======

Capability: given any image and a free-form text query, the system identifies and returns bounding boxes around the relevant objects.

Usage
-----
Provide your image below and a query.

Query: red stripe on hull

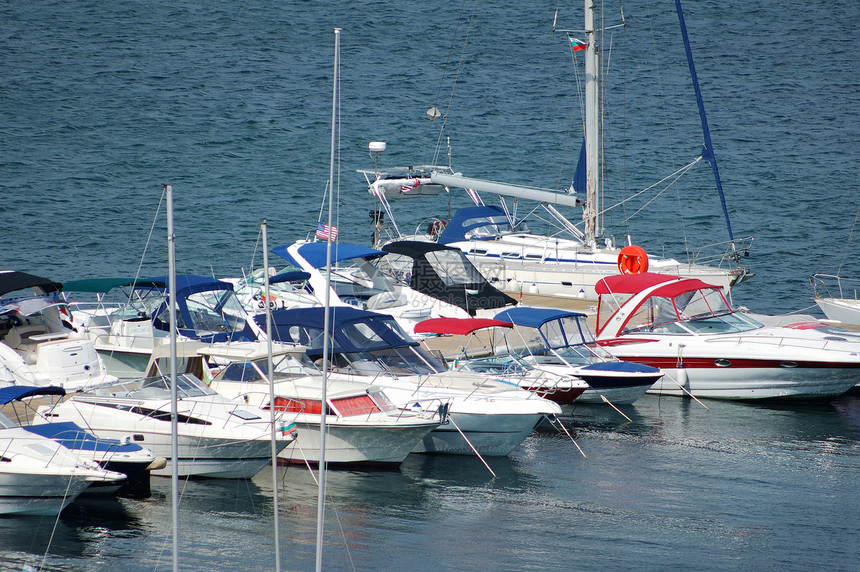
[617,357,860,369]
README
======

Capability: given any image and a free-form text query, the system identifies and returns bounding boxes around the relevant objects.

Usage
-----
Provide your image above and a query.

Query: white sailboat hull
[815,298,860,326]
[452,236,740,301]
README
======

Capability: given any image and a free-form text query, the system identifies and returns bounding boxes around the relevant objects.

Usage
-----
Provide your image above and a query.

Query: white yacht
[37,373,297,478]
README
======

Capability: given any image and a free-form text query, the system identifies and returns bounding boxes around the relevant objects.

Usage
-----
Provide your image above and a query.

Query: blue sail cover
[272,243,386,269]
[255,306,417,359]
[437,205,514,244]
[494,307,587,328]
[573,138,586,194]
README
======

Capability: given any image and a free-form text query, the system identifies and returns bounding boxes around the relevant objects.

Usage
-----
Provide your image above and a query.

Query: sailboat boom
[429,172,582,209]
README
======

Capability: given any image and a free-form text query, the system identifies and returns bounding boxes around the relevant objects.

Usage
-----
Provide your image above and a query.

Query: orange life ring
[617,245,649,275]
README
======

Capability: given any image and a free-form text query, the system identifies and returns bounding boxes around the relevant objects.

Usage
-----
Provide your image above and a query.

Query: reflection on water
[1,393,859,571]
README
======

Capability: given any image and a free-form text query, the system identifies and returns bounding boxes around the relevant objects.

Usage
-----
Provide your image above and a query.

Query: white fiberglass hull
[816,298,860,326]
[450,236,740,301]
[605,337,860,401]
[412,411,545,456]
[645,365,860,400]
[345,373,560,456]
[208,378,438,466]
[0,429,125,515]
[41,396,290,479]
[0,473,94,516]
[55,427,278,479]
[283,418,437,465]
[576,385,652,405]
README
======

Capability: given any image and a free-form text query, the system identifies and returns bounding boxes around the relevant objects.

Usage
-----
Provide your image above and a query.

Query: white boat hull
[815,298,860,326]
[463,246,739,301]
[282,420,436,465]
[0,473,93,516]
[645,365,860,400]
[411,411,545,456]
[72,429,279,479]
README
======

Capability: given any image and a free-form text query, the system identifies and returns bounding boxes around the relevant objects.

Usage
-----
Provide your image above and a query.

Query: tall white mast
[165,183,179,572]
[315,27,340,572]
[583,0,599,247]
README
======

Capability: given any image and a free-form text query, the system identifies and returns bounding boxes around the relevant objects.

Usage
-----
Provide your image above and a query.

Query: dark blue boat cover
[255,306,417,359]
[494,307,587,328]
[272,243,386,269]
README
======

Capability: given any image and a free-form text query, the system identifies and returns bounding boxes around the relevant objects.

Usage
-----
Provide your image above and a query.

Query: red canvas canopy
[414,317,513,336]
[594,272,678,295]
[595,272,720,296]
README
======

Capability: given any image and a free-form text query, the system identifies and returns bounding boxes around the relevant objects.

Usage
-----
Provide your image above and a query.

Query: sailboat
[812,274,860,326]
[364,0,752,302]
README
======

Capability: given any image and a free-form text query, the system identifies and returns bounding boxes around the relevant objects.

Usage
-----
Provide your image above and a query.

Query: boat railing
[684,235,754,269]
[811,273,860,300]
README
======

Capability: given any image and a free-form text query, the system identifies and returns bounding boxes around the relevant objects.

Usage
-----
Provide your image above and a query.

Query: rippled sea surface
[1,0,859,570]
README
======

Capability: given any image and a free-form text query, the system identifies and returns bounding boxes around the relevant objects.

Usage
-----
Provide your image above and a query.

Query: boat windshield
[623,287,762,335]
[461,353,533,375]
[0,412,16,429]
[554,342,616,365]
[151,289,249,338]
[330,345,446,377]
[214,354,317,383]
[538,315,595,349]
[425,249,487,285]
[90,373,216,399]
[462,214,529,240]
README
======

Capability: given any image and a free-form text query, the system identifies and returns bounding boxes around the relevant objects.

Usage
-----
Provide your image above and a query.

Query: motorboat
[0,423,125,515]
[378,240,517,316]
[227,269,318,313]
[37,373,297,478]
[0,270,114,390]
[270,241,476,335]
[492,307,663,405]
[65,275,262,378]
[260,306,561,456]
[413,317,588,405]
[594,272,860,400]
[156,341,442,467]
[0,384,158,493]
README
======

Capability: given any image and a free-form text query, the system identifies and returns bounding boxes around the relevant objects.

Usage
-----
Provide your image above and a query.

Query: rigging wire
[428,0,480,167]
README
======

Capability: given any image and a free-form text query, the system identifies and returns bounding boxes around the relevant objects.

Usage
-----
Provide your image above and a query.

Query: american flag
[315,223,338,241]
[400,178,421,193]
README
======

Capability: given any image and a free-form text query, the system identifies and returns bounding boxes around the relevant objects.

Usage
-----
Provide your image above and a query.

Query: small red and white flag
[315,223,338,241]
[400,178,421,193]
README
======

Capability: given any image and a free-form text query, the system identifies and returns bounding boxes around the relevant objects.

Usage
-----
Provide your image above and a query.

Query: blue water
[2,0,860,570]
